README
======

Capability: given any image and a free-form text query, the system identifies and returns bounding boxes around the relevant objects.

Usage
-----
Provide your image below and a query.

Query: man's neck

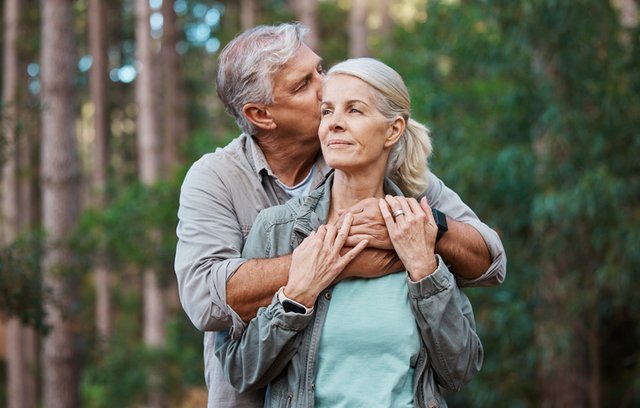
[255,133,320,187]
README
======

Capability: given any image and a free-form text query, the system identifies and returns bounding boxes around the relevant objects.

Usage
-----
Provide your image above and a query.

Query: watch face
[282,300,307,314]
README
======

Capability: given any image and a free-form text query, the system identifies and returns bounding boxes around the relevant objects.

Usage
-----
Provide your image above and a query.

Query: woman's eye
[321,109,332,116]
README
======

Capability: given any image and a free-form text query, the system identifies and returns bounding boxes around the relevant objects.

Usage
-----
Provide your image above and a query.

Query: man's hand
[336,197,394,249]
[335,247,404,283]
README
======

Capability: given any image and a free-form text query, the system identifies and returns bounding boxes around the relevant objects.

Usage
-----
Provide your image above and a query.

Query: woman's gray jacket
[215,175,483,408]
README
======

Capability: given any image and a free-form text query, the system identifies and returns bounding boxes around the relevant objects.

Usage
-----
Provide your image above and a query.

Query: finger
[397,196,413,217]
[407,197,425,217]
[345,233,375,247]
[314,225,327,244]
[384,194,400,212]
[335,212,353,249]
[419,196,430,210]
[378,198,396,229]
[340,239,369,267]
[323,224,338,248]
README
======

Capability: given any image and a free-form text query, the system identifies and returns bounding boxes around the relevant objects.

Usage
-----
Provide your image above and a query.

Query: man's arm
[436,217,491,280]
[423,172,506,287]
[341,173,506,286]
[227,247,402,322]
[226,257,290,322]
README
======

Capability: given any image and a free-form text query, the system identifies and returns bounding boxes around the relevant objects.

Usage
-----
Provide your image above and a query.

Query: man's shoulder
[193,135,247,167]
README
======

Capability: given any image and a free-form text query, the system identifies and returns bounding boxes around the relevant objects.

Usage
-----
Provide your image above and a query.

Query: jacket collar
[290,173,404,246]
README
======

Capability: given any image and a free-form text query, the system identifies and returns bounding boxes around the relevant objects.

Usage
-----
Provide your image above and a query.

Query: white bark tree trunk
[88,0,112,342]
[135,0,165,406]
[40,0,82,407]
[240,0,258,30]
[162,0,187,174]
[349,0,369,57]
[289,0,319,51]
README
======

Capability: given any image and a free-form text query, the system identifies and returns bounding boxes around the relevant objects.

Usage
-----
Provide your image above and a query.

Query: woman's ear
[384,116,406,148]
[243,103,277,130]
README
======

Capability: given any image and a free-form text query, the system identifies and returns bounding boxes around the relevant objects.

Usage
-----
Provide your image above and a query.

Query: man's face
[267,45,324,142]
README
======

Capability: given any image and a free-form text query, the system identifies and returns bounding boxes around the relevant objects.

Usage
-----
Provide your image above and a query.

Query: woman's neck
[328,169,387,223]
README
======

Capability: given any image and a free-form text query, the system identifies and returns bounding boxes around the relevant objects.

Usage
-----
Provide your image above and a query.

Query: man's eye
[321,109,332,116]
[297,80,308,91]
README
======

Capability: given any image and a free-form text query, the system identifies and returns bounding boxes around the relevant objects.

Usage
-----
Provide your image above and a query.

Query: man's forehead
[276,46,321,79]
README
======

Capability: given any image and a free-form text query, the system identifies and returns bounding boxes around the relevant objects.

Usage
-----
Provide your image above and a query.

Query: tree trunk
[88,0,112,342]
[135,0,166,406]
[3,1,38,407]
[2,0,19,243]
[349,0,369,57]
[289,0,319,51]
[162,0,187,174]
[40,0,82,407]
[240,0,258,30]
[531,49,591,407]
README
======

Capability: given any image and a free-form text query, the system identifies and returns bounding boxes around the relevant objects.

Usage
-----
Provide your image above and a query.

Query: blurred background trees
[0,0,638,407]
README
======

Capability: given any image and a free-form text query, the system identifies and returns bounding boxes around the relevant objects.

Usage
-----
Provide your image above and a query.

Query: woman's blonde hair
[327,58,432,196]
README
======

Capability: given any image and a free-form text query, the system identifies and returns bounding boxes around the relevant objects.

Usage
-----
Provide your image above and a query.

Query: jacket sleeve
[407,255,484,391]
[421,172,507,287]
[214,297,314,392]
[175,157,248,334]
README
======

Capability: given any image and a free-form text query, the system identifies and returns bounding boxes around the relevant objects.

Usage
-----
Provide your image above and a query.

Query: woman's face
[319,74,398,174]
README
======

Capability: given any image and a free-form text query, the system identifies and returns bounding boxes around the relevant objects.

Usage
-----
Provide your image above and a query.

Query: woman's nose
[329,113,344,132]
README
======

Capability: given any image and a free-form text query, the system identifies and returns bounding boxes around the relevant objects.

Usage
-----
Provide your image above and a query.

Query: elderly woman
[215,58,482,408]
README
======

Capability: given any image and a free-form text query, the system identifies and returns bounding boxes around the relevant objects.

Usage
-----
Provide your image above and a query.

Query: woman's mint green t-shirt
[314,272,420,408]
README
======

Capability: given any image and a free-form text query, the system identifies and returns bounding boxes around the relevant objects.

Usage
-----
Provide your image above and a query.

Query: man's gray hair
[216,23,309,135]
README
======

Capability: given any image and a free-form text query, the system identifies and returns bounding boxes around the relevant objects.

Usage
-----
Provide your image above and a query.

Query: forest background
[0,0,639,407]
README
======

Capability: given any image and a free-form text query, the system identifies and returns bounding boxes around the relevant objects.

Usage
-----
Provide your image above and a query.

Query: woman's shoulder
[254,196,307,228]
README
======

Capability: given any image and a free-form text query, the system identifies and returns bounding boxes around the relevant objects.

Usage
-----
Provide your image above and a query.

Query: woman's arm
[214,298,314,392]
[407,258,483,390]
[378,195,482,390]
[216,213,368,391]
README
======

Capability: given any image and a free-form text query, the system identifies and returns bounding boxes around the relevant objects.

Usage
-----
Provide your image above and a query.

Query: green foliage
[81,305,205,407]
[76,178,180,286]
[0,231,47,333]
[385,0,639,405]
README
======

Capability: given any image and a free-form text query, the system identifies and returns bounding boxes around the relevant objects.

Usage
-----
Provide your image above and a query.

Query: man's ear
[243,103,276,130]
[384,116,406,148]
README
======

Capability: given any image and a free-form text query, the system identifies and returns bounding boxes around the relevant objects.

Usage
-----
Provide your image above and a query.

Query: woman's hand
[379,196,438,281]
[284,213,368,307]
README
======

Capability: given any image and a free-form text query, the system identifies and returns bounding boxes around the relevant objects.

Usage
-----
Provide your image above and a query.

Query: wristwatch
[432,208,448,242]
[277,287,314,315]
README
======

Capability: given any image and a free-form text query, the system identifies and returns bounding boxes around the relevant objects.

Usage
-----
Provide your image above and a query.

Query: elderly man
[175,22,506,408]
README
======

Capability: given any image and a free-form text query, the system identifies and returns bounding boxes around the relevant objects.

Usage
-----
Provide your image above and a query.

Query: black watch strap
[432,208,448,242]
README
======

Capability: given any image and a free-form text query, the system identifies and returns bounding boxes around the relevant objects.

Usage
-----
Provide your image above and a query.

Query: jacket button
[323,291,331,300]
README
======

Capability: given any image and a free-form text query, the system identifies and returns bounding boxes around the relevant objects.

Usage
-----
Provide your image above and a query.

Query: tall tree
[135,0,165,406]
[349,0,369,57]
[161,0,188,174]
[88,0,112,341]
[289,0,319,50]
[3,1,37,407]
[240,0,258,30]
[40,0,82,407]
